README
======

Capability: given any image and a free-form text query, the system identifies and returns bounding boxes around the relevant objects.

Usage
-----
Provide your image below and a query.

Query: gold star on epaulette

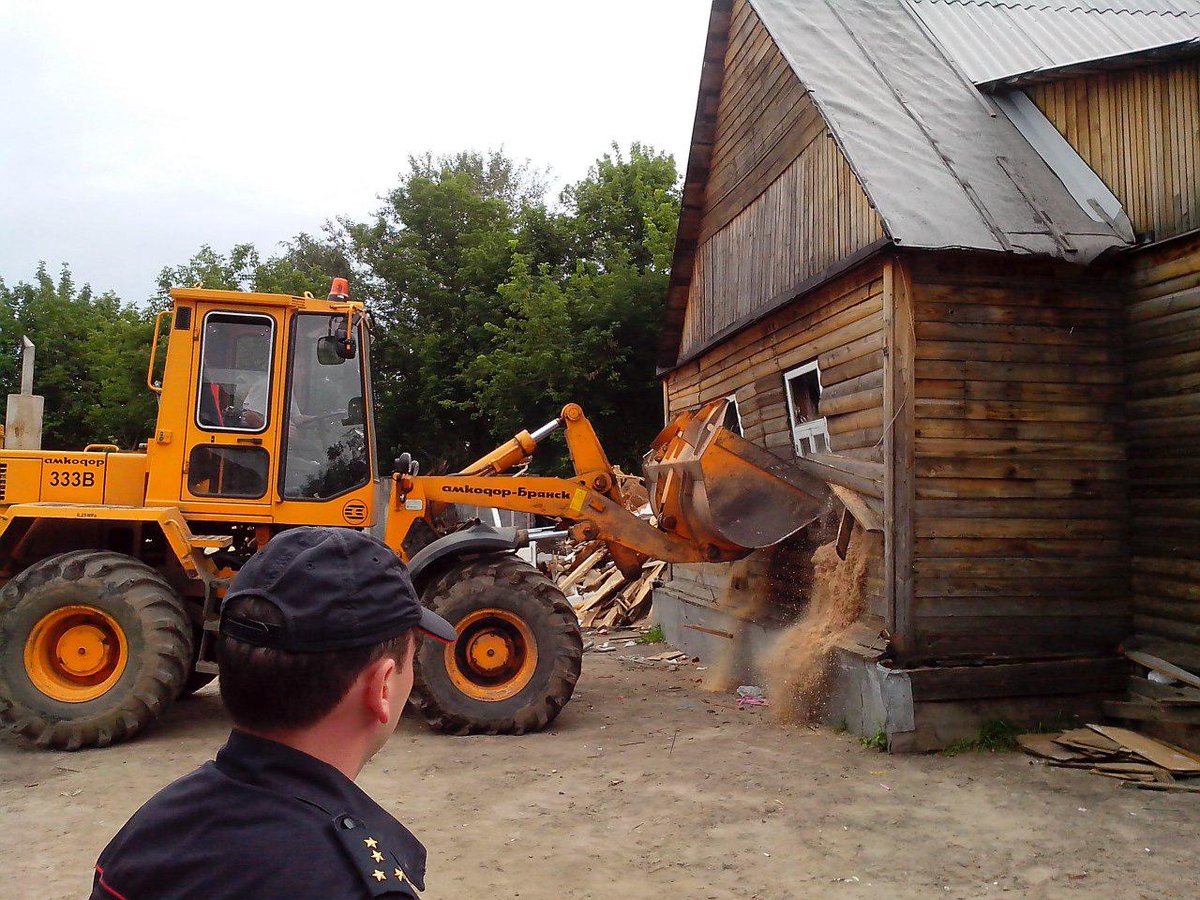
[372,869,386,882]
[371,850,384,863]
[364,837,379,849]
[394,867,406,882]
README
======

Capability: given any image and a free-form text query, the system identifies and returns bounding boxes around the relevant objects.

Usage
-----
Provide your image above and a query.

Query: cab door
[181,306,282,514]
[272,311,376,526]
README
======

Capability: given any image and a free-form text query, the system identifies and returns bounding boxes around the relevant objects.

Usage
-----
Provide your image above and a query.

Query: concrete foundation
[652,582,916,745]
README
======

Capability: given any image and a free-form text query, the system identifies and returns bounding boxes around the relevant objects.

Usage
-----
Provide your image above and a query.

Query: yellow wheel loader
[0,280,828,749]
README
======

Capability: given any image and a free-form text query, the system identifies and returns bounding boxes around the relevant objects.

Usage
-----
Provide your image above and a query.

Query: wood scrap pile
[553,539,666,629]
[1019,724,1200,792]
[1103,650,1200,729]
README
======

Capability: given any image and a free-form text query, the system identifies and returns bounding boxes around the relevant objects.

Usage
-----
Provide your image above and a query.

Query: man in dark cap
[90,527,457,899]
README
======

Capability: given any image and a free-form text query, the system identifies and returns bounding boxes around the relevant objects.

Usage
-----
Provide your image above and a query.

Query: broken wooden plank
[1123,650,1200,691]
[577,570,627,615]
[684,624,735,639]
[558,549,606,592]
[1054,728,1123,754]
[1127,676,1200,706]
[1121,780,1200,794]
[1104,699,1200,725]
[1087,725,1200,774]
[1093,762,1163,775]
[1094,771,1157,782]
[829,483,883,532]
[1018,734,1084,762]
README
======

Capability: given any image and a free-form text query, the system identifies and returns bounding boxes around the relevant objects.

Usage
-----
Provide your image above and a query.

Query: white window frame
[783,361,830,457]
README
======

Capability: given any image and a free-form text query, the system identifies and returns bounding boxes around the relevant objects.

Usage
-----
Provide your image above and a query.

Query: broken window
[722,394,743,436]
[783,361,829,456]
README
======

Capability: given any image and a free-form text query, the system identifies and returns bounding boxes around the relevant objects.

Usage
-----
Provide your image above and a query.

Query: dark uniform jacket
[91,730,427,898]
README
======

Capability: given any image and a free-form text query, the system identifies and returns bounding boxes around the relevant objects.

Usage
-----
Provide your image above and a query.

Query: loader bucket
[642,399,830,556]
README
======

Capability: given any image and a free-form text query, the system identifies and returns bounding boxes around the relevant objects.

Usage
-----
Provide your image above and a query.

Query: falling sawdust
[703,504,841,696]
[766,528,872,724]
[702,550,773,694]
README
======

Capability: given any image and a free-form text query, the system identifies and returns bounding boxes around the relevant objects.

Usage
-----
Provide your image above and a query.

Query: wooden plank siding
[904,252,1131,663]
[1122,231,1200,672]
[668,260,887,462]
[1027,59,1200,242]
[677,0,884,358]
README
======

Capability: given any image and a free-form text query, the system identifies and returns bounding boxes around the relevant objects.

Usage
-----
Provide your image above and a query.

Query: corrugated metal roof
[907,0,1200,85]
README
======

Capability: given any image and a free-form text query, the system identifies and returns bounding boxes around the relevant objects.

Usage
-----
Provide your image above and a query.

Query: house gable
[673,0,887,362]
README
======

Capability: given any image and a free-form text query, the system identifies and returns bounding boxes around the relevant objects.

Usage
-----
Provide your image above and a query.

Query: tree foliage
[0,264,157,449]
[0,143,680,473]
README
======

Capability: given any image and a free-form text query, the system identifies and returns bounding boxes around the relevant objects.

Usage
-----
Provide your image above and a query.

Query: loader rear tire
[0,551,192,750]
[412,554,582,735]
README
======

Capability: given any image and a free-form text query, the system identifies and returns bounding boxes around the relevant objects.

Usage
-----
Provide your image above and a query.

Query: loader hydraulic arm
[386,400,828,578]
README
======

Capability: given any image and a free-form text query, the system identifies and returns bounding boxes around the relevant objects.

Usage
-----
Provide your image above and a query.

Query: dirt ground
[2,640,1198,900]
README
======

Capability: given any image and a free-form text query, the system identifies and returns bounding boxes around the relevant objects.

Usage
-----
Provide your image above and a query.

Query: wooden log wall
[1122,231,1200,672]
[1027,59,1200,242]
[905,252,1131,662]
[678,0,884,358]
[668,260,887,463]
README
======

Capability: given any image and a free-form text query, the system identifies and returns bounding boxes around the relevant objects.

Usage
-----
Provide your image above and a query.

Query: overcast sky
[0,1,710,304]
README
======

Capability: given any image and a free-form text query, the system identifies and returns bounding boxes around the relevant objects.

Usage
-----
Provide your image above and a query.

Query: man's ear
[362,655,397,726]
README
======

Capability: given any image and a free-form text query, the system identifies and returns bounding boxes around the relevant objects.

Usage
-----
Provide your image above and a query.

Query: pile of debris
[1019,725,1200,792]
[553,540,666,628]
[1103,650,1200,730]
[546,470,668,629]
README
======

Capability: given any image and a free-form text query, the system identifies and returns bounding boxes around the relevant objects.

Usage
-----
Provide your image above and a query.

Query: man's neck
[236,725,368,781]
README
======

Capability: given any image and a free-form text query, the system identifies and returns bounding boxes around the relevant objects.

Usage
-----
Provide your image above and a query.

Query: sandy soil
[2,640,1198,900]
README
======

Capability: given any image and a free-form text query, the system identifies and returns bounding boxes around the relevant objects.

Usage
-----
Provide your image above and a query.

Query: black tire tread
[0,550,192,750]
[412,555,582,736]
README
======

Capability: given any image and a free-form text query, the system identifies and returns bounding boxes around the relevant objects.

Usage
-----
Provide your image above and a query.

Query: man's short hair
[217,594,414,731]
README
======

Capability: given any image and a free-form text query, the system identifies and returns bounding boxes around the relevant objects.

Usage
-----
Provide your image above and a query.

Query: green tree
[470,143,680,469]
[345,151,547,470]
[153,243,261,307]
[130,142,680,474]
[1,264,157,449]
[153,234,353,305]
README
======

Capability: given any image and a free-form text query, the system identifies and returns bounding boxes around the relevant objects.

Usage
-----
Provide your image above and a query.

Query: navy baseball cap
[220,527,456,652]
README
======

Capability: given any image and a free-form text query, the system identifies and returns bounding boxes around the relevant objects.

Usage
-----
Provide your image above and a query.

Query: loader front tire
[412,554,582,735]
[0,551,192,750]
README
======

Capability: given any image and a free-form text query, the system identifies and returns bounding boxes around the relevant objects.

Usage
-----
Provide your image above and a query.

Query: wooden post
[883,256,916,659]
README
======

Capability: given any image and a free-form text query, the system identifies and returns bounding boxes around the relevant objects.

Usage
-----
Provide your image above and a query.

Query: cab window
[187,446,269,499]
[281,314,370,500]
[196,312,275,433]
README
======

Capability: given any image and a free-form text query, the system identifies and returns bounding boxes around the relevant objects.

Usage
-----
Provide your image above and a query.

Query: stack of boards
[1103,651,1200,729]
[1019,725,1200,792]
[553,540,666,629]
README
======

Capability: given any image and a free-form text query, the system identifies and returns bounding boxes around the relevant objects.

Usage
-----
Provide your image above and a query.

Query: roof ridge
[912,0,1200,17]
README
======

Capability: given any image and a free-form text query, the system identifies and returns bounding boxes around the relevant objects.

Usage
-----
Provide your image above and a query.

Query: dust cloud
[702,511,872,725]
[766,528,871,724]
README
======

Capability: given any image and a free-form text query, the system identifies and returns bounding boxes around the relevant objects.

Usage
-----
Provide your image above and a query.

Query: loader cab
[146,284,377,527]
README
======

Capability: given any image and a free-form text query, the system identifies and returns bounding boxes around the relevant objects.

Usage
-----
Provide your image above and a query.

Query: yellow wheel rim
[446,608,537,702]
[24,605,129,703]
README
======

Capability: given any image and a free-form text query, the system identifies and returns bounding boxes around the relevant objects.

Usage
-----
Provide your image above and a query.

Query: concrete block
[4,394,44,450]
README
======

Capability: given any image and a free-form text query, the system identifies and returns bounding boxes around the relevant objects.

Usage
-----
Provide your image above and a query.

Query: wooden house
[654,0,1200,749]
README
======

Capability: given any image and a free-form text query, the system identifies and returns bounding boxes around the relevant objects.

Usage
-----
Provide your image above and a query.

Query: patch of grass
[943,718,1021,756]
[859,724,888,751]
[832,719,848,735]
[636,624,665,645]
